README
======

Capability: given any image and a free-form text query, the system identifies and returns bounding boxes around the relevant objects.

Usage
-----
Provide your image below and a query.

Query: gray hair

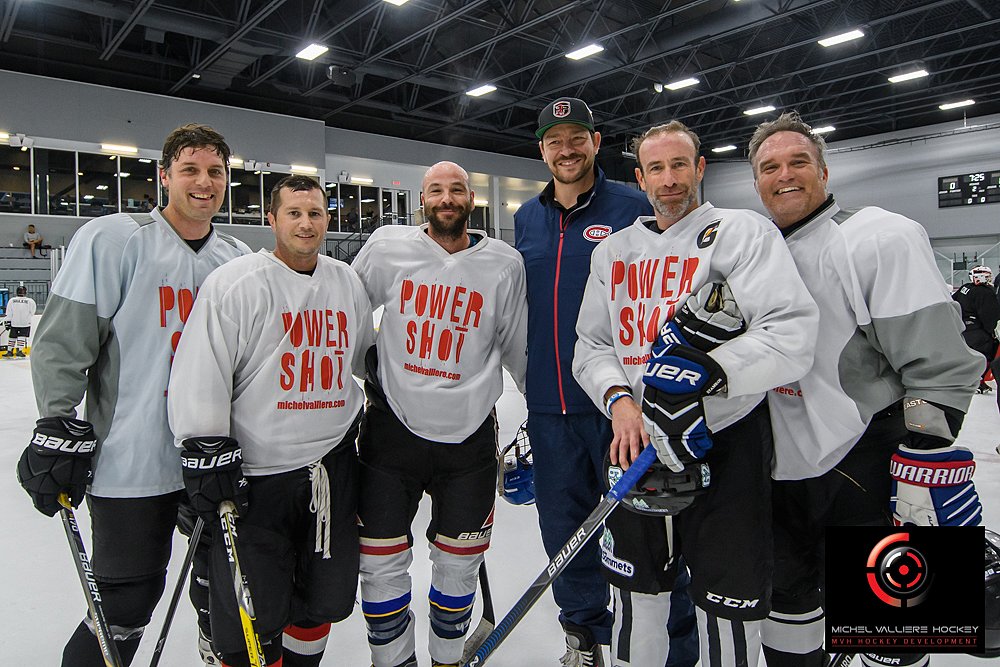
[748,111,827,176]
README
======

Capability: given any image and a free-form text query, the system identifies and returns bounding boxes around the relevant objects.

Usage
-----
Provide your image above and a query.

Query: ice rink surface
[2,355,998,666]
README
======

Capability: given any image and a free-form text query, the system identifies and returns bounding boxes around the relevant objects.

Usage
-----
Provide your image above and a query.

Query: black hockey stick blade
[462,444,659,666]
[219,501,265,667]
[59,493,124,667]
[149,516,205,667]
[461,561,496,663]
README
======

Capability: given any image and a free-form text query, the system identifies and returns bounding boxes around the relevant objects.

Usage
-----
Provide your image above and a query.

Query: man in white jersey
[16,124,250,666]
[748,112,983,667]
[351,161,527,667]
[3,285,36,357]
[573,121,819,667]
[168,175,373,667]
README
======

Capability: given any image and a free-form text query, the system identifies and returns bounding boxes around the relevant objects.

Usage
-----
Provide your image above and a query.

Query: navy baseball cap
[536,97,596,139]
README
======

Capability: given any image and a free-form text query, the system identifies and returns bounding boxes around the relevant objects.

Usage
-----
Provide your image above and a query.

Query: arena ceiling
[1,0,997,179]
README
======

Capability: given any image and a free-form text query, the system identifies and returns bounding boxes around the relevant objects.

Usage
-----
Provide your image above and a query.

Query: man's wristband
[605,390,633,417]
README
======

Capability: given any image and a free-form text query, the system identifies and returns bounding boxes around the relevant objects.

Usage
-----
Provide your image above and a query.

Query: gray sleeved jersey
[168,251,374,476]
[768,199,982,480]
[351,224,528,443]
[31,209,250,497]
[573,202,819,431]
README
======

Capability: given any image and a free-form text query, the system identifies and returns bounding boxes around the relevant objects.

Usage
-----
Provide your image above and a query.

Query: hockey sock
[697,607,763,667]
[612,587,671,666]
[62,619,142,667]
[761,607,825,667]
[281,622,330,667]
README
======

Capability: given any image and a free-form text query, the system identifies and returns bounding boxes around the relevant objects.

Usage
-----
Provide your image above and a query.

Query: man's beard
[648,188,698,223]
[551,154,595,185]
[427,203,473,240]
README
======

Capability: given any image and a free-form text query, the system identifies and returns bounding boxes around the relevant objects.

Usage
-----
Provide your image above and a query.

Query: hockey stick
[58,493,124,667]
[149,516,206,667]
[462,444,659,666]
[460,561,496,663]
[219,501,265,667]
[829,654,854,667]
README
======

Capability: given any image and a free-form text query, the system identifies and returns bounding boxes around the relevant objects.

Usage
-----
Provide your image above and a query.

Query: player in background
[515,97,697,667]
[16,124,250,666]
[168,175,373,667]
[351,161,527,667]
[4,285,36,357]
[953,265,1000,394]
[573,120,818,667]
[748,112,983,667]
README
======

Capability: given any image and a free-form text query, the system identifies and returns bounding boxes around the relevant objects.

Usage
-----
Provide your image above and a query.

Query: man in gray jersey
[16,124,250,666]
[749,112,983,667]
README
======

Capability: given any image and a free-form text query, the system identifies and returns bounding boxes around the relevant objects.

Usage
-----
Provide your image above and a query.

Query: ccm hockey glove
[641,283,743,472]
[180,437,249,521]
[16,417,96,516]
[889,398,982,527]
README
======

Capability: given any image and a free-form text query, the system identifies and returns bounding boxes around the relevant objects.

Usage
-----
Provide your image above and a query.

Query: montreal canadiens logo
[583,224,612,242]
[865,532,932,608]
[553,100,572,118]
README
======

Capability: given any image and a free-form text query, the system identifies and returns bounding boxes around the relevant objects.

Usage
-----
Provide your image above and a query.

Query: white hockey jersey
[574,202,818,431]
[767,199,982,480]
[352,224,527,443]
[168,251,374,476]
[5,296,36,328]
[31,210,250,497]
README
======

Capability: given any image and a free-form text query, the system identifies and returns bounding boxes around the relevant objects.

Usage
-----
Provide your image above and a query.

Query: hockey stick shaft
[829,654,854,667]
[461,561,496,663]
[58,494,124,667]
[463,445,658,666]
[149,516,205,667]
[219,501,265,667]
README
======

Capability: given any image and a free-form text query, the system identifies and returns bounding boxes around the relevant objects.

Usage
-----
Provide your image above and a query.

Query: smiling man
[351,161,527,667]
[167,174,374,667]
[18,124,250,666]
[748,112,983,667]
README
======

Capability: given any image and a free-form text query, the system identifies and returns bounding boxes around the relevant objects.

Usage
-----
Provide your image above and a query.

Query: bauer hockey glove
[180,437,249,521]
[889,397,982,527]
[16,417,96,516]
[641,282,743,472]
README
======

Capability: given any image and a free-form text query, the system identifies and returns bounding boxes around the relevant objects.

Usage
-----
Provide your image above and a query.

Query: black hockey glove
[641,283,743,472]
[180,437,249,521]
[16,417,97,516]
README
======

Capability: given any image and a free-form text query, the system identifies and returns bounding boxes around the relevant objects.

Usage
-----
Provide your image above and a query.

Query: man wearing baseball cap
[514,98,696,666]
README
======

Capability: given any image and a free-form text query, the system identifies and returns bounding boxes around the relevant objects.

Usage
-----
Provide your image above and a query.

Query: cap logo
[553,101,571,118]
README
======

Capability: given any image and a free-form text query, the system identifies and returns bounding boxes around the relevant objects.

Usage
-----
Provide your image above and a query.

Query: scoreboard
[938,170,1000,207]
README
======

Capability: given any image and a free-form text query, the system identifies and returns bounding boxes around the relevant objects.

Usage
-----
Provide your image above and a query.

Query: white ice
[2,354,998,665]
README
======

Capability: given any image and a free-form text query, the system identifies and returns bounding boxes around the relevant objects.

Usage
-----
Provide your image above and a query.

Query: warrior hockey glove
[180,437,249,521]
[890,445,981,526]
[16,417,96,516]
[889,397,981,526]
[641,283,743,472]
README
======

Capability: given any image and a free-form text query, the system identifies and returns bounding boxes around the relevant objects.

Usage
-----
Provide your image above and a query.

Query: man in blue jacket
[515,98,696,666]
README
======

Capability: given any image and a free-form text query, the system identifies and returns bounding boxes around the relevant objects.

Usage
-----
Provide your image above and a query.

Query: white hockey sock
[611,587,671,666]
[762,606,824,655]
[697,607,763,667]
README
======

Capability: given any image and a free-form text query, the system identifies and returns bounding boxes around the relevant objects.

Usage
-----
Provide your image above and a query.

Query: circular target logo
[866,532,932,608]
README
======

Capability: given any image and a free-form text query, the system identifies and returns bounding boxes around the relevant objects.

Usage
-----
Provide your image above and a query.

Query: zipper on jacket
[552,211,568,414]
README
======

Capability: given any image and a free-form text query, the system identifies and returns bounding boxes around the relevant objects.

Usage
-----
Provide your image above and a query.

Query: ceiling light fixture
[296,43,329,61]
[812,125,836,134]
[351,176,374,184]
[665,77,699,90]
[383,0,409,5]
[818,29,864,47]
[291,164,318,174]
[102,143,138,154]
[466,84,497,97]
[138,158,152,163]
[939,99,975,110]
[887,69,928,83]
[191,73,201,79]
[474,199,489,206]
[743,105,776,116]
[712,145,737,153]
[229,157,244,168]
[566,43,604,60]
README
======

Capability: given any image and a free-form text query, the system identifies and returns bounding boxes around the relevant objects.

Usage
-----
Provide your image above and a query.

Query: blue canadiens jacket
[514,166,652,414]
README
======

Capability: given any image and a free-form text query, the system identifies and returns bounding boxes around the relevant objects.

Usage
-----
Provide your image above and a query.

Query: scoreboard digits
[938,170,1000,207]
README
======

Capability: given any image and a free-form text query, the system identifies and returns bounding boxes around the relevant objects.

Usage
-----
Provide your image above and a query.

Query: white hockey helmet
[970,265,993,286]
